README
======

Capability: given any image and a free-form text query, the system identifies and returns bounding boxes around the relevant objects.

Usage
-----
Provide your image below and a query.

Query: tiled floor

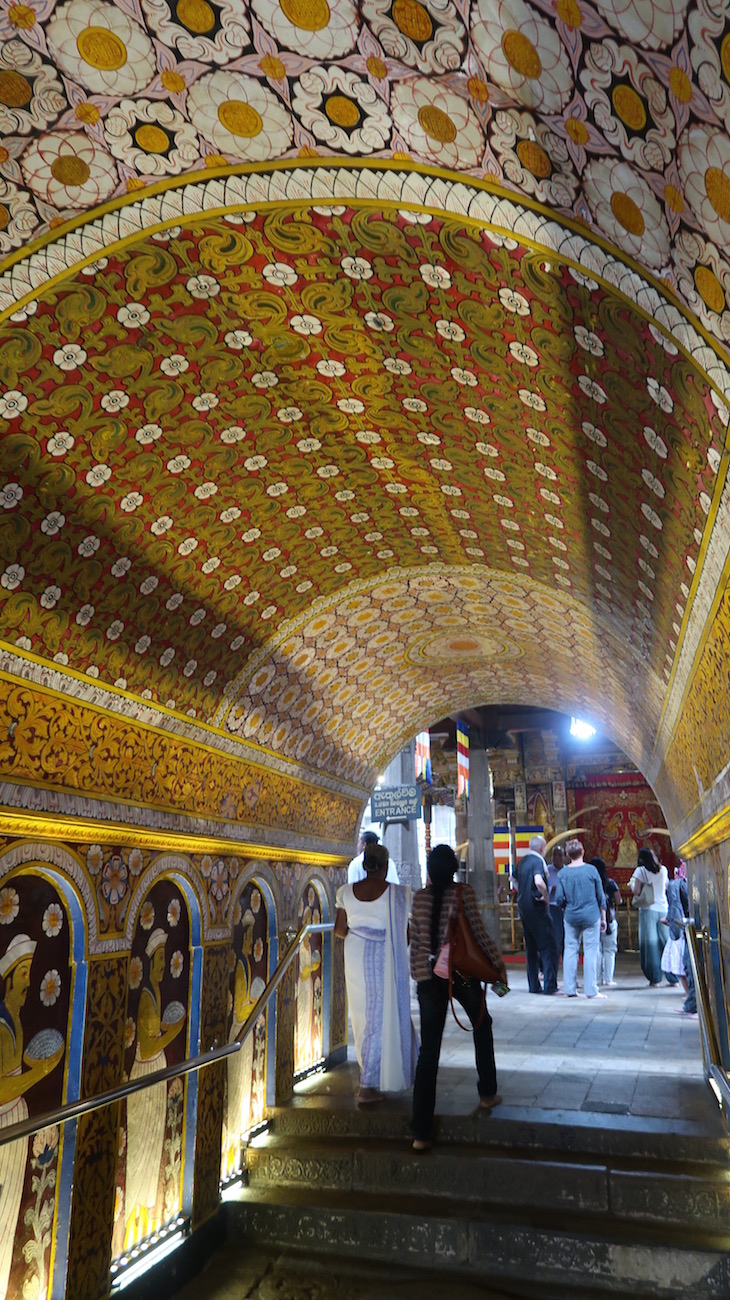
[296,951,717,1131]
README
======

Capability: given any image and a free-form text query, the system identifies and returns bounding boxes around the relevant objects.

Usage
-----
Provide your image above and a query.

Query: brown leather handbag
[447,885,501,1029]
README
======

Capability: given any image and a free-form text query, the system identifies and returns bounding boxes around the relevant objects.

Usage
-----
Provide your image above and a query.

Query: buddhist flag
[415,731,432,784]
[457,720,469,799]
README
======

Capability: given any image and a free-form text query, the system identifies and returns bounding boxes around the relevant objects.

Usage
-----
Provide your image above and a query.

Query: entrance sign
[371,786,421,821]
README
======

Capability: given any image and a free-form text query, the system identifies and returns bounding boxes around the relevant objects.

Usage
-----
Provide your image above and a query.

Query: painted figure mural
[0,873,70,1300]
[221,882,268,1179]
[114,879,190,1256]
[294,884,323,1074]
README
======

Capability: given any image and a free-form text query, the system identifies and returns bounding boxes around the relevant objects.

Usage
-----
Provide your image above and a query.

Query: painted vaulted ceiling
[0,0,729,835]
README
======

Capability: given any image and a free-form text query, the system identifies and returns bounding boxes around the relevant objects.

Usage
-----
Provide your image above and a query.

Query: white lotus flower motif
[317,464,340,478]
[267,481,289,496]
[101,390,129,412]
[465,406,490,425]
[402,397,427,412]
[120,493,143,512]
[136,635,151,653]
[298,437,322,452]
[140,575,158,595]
[582,421,607,447]
[221,425,246,444]
[225,329,253,351]
[509,341,539,367]
[0,390,28,419]
[519,389,546,411]
[418,432,440,445]
[202,557,220,574]
[642,469,665,498]
[261,605,277,619]
[47,431,74,456]
[263,547,281,561]
[338,398,364,413]
[574,325,604,356]
[194,481,218,500]
[305,526,323,538]
[287,505,307,518]
[117,303,149,328]
[527,427,549,446]
[451,366,478,386]
[643,426,668,458]
[243,590,260,604]
[76,603,94,625]
[0,482,22,509]
[383,357,412,375]
[587,460,608,481]
[186,274,220,299]
[290,314,322,336]
[647,377,673,412]
[192,392,218,412]
[220,506,241,523]
[78,535,101,556]
[111,556,131,576]
[53,343,87,370]
[167,455,191,474]
[263,262,297,286]
[136,423,163,445]
[252,371,278,388]
[211,622,226,639]
[166,592,183,610]
[578,375,607,403]
[242,528,261,542]
[178,537,198,555]
[1,563,24,590]
[498,287,530,316]
[436,319,465,341]
[277,406,302,423]
[341,255,373,281]
[244,455,267,471]
[224,574,241,590]
[641,503,663,529]
[86,463,111,487]
[640,534,659,557]
[420,263,452,290]
[160,353,189,375]
[183,658,197,676]
[280,564,297,577]
[40,584,61,609]
[316,358,346,377]
[160,646,175,666]
[364,310,394,331]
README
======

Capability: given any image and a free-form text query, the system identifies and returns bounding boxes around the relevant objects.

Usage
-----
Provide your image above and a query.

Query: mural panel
[221,881,269,1179]
[0,872,70,1300]
[570,774,675,887]
[113,878,189,1256]
[294,883,323,1075]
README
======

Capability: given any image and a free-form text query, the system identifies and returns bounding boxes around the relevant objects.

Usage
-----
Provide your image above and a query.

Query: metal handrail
[685,921,730,1109]
[0,921,334,1148]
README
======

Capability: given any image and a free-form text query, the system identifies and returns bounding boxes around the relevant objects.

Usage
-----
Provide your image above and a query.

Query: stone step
[269,1101,730,1167]
[227,1187,730,1298]
[245,1132,730,1237]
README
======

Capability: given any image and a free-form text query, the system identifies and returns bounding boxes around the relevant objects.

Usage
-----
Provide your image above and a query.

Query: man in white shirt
[347,830,400,884]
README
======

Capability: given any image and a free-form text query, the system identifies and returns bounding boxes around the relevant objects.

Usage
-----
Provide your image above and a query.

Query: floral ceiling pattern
[1,0,730,352]
[0,204,725,785]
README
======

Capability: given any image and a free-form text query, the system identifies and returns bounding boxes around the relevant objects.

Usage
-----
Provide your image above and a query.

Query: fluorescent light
[570,717,596,740]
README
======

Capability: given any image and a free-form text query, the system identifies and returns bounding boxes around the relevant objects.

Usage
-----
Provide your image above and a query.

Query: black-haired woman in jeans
[409,844,507,1151]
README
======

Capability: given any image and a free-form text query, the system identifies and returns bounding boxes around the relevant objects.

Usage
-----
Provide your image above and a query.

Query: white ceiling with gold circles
[2,0,730,350]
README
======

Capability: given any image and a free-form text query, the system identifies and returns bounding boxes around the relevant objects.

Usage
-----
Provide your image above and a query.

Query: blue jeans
[520,904,559,993]
[411,976,497,1141]
[564,918,601,997]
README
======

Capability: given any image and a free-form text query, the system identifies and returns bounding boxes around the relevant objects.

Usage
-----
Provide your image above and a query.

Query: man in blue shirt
[516,835,559,994]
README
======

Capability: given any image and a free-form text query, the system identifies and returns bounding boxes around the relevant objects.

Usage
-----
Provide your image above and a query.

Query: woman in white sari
[335,844,417,1105]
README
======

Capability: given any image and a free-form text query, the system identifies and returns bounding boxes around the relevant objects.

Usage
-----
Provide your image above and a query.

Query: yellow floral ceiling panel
[2,0,730,350]
[0,204,724,785]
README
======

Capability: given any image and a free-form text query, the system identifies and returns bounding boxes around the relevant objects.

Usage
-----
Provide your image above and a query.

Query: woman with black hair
[590,856,622,987]
[630,847,670,986]
[409,844,507,1151]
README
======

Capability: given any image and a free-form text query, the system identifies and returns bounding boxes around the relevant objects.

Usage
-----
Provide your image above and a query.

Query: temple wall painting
[0,837,345,1298]
[0,867,85,1300]
[112,876,194,1258]
[221,877,271,1181]
[294,881,325,1076]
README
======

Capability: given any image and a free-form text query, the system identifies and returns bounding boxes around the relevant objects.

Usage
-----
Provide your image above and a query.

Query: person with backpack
[590,856,622,986]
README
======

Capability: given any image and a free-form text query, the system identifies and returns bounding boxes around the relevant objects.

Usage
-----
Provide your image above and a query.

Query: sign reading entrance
[371,785,422,821]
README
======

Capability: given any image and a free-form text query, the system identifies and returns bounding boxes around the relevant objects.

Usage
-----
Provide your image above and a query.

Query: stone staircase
[227,1099,730,1297]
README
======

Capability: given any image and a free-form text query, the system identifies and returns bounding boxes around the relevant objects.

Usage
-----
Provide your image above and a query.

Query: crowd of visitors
[334,834,697,1152]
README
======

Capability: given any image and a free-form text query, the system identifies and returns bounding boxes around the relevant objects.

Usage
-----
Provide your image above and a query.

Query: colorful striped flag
[415,731,432,784]
[456,720,469,799]
[493,826,544,872]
